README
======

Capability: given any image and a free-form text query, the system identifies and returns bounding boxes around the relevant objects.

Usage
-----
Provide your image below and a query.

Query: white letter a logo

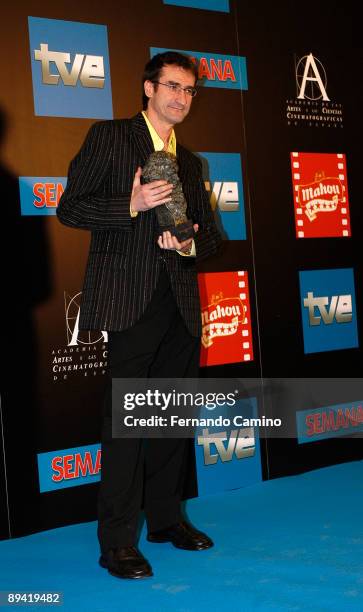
[297,53,330,101]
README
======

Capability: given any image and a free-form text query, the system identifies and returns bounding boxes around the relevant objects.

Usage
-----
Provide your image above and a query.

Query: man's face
[145,64,196,126]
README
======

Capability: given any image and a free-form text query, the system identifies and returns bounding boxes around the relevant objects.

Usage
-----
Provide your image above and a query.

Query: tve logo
[299,268,359,354]
[198,427,254,465]
[28,17,113,118]
[198,152,246,240]
[150,47,247,90]
[195,398,262,496]
[19,177,67,216]
[37,443,101,492]
[163,0,230,11]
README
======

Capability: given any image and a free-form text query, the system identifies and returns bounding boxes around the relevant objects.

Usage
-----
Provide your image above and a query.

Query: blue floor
[0,460,362,611]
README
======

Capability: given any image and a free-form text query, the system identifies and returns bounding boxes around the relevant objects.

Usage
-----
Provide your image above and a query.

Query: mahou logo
[198,271,253,366]
[291,152,351,238]
[201,294,245,348]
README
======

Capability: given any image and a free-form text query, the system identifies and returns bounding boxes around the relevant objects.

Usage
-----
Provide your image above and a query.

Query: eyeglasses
[151,80,197,98]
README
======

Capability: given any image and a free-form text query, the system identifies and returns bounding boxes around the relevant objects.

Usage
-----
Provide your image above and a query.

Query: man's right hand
[130,167,173,213]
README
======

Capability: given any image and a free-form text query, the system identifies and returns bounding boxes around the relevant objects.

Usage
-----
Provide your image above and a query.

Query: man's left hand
[157,224,198,252]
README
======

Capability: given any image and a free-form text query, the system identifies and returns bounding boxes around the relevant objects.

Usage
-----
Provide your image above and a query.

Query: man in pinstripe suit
[57,52,222,579]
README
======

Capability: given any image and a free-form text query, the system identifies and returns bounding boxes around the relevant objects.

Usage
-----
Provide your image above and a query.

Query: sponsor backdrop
[0,1,361,540]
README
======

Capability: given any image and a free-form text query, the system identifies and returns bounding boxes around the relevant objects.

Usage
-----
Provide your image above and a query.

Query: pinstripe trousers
[97,267,200,553]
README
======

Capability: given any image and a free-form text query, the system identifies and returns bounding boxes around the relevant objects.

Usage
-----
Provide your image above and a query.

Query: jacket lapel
[130,112,155,165]
[176,143,187,182]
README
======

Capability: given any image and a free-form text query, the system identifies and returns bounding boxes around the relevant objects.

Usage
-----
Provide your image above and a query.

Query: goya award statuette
[142,151,195,242]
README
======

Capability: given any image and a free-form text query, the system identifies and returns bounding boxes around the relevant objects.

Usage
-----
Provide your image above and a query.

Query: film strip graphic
[237,271,252,362]
[198,270,253,366]
[291,152,351,239]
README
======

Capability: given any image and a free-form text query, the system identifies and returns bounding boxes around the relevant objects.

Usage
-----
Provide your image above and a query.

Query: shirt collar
[142,111,176,156]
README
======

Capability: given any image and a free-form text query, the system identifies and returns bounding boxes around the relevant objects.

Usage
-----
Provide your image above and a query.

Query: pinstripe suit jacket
[57,113,222,337]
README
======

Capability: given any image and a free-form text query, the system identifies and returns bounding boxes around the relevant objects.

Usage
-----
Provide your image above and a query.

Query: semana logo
[150,47,247,90]
[163,0,230,11]
[19,177,66,216]
[198,152,246,240]
[286,52,343,128]
[28,16,113,118]
[198,271,253,366]
[299,268,358,354]
[195,398,262,496]
[37,443,101,492]
[296,401,363,444]
[290,153,351,238]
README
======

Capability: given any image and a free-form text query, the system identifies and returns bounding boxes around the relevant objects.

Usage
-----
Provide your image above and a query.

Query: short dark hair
[142,51,198,110]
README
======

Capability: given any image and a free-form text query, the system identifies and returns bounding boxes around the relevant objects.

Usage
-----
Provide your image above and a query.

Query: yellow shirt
[142,111,176,156]
[130,112,195,256]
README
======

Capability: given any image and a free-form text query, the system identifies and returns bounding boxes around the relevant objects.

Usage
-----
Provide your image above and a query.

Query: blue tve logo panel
[195,398,262,496]
[198,152,246,240]
[28,16,113,118]
[299,268,359,354]
[163,0,230,12]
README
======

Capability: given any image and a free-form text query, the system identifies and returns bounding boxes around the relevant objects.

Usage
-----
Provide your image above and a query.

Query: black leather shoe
[99,546,153,579]
[147,521,214,551]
